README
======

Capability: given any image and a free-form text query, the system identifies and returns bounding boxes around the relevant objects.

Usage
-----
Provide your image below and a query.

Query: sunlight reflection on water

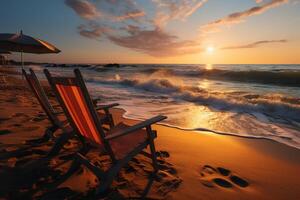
[205,63,213,70]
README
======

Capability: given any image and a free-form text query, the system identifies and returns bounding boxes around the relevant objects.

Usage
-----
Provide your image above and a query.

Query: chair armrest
[96,103,119,111]
[105,115,167,140]
[92,98,101,106]
[93,97,101,102]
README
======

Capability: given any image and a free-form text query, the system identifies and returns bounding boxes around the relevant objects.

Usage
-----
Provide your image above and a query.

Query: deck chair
[22,68,66,143]
[44,68,167,194]
[22,68,118,144]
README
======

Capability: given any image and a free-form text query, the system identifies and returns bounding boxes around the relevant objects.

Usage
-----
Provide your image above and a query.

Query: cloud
[70,0,204,57]
[222,39,287,50]
[65,0,100,20]
[108,25,203,57]
[201,0,289,33]
[77,23,112,39]
[113,10,146,21]
[153,0,208,27]
[66,0,292,57]
[97,0,146,22]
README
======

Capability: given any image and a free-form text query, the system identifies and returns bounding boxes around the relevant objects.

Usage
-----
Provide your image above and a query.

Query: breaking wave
[87,77,300,124]
[141,68,300,87]
[45,64,300,87]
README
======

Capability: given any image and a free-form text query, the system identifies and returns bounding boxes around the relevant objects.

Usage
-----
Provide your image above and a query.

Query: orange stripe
[77,88,102,143]
[66,85,94,140]
[57,84,102,144]
[63,85,91,138]
[63,86,91,138]
[72,86,101,144]
[57,85,86,136]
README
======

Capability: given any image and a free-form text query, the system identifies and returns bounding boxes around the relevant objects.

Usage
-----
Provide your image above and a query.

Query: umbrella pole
[21,50,24,69]
[21,50,24,81]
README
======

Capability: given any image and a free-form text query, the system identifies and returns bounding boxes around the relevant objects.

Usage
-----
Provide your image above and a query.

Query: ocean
[23,64,300,149]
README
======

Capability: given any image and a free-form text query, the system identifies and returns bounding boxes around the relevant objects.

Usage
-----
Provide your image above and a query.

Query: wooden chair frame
[22,68,64,142]
[22,68,118,156]
[44,68,167,194]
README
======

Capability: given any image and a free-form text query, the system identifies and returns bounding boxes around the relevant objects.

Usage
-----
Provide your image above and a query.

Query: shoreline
[1,66,300,199]
[121,110,300,151]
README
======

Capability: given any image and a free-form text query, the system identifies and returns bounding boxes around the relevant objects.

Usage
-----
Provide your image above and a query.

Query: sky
[0,0,300,64]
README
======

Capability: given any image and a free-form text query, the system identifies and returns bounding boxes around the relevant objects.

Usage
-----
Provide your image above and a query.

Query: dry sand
[0,67,299,199]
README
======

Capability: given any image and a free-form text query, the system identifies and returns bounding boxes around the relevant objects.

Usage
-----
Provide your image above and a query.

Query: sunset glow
[206,46,215,54]
[1,0,300,64]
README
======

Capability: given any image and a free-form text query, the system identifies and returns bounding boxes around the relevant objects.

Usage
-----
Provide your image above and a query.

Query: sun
[206,46,215,54]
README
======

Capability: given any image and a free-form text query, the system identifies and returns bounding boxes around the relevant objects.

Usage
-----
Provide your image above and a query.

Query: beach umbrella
[0,30,60,69]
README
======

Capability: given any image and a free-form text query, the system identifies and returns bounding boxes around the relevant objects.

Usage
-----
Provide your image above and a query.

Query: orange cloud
[77,23,112,39]
[222,40,287,50]
[108,26,203,57]
[65,0,100,20]
[113,10,146,21]
[201,0,289,33]
[153,0,208,27]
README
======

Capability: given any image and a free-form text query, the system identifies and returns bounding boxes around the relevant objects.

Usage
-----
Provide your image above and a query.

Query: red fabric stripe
[56,85,87,137]
[64,85,94,140]
[72,86,101,143]
[56,84,102,144]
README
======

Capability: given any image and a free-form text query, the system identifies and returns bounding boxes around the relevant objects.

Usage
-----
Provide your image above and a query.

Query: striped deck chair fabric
[55,80,103,145]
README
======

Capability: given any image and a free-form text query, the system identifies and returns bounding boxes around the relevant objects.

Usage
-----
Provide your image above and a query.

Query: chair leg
[64,147,91,177]
[97,142,149,194]
[108,113,115,128]
[146,126,159,173]
[104,112,114,128]
[73,153,111,195]
[44,125,59,140]
[47,131,73,157]
[76,153,105,178]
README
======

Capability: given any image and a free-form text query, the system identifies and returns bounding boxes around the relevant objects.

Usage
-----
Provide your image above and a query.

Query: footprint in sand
[23,126,40,131]
[31,117,46,122]
[0,117,11,123]
[6,98,17,103]
[11,112,28,117]
[156,151,170,158]
[12,123,22,127]
[199,165,249,189]
[31,113,47,122]
[157,160,177,175]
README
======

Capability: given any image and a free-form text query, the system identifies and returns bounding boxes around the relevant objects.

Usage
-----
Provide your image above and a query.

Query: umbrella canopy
[0,31,60,54]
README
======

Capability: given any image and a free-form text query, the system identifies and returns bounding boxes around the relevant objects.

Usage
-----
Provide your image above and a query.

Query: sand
[0,66,300,199]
